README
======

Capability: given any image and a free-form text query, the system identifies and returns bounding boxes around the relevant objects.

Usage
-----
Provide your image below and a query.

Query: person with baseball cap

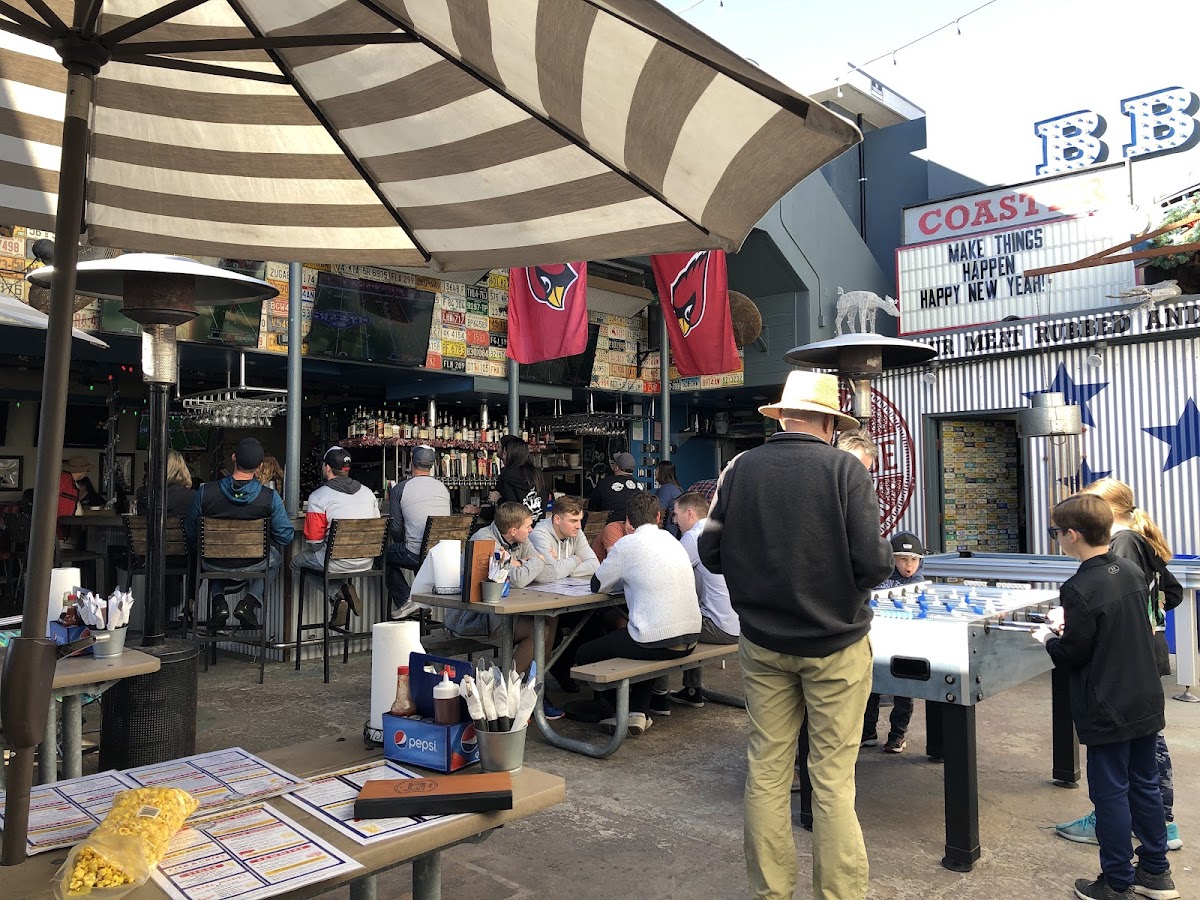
[699,370,893,900]
[184,438,294,631]
[588,450,643,524]
[862,532,927,755]
[294,446,382,631]
[385,445,450,619]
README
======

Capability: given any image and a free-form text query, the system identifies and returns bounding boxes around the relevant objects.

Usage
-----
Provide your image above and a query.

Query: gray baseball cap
[412,445,437,469]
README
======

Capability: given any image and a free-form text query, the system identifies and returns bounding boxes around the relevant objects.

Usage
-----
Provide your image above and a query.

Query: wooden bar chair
[294,517,388,684]
[192,517,273,683]
[119,515,191,630]
[399,514,475,634]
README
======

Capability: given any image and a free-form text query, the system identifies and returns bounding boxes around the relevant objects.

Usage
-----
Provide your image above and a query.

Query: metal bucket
[476,726,527,773]
[92,627,128,659]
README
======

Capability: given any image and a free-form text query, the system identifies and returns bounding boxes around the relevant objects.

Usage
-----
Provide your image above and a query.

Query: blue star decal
[1144,399,1200,472]
[1061,458,1113,492]
[1024,363,1109,428]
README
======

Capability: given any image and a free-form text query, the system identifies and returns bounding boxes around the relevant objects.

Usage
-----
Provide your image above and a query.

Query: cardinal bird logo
[669,252,709,337]
[526,263,581,311]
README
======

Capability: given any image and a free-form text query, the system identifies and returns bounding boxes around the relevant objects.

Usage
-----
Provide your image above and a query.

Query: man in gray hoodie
[528,495,599,582]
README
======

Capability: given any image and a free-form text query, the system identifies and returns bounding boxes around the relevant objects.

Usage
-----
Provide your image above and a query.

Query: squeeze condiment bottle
[433,667,460,725]
[389,665,417,717]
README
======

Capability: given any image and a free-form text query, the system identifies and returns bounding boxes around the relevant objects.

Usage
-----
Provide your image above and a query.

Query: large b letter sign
[1034,86,1198,175]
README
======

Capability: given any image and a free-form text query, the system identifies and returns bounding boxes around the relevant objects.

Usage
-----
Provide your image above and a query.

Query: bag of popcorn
[55,787,198,898]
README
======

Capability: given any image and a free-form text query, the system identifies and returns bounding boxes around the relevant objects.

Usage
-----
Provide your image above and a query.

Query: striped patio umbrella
[0,0,860,864]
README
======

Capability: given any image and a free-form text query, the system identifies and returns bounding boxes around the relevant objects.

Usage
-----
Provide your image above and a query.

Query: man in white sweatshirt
[295,446,382,630]
[578,491,701,736]
[529,495,599,582]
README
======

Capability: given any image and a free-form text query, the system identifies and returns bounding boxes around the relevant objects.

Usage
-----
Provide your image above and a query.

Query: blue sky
[662,0,1199,193]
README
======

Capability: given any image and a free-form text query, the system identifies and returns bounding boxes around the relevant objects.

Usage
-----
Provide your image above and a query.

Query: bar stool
[391,514,474,635]
[193,517,274,683]
[294,517,388,684]
[117,516,191,631]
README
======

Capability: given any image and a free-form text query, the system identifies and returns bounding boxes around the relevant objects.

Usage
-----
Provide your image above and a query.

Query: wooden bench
[568,642,743,757]
[421,632,500,665]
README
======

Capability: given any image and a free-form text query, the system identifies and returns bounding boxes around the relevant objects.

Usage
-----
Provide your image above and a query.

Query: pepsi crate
[48,621,94,655]
[382,652,479,773]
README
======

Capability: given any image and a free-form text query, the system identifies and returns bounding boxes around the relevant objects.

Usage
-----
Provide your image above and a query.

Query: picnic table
[0,647,160,784]
[414,583,743,757]
[0,732,565,900]
[413,584,625,755]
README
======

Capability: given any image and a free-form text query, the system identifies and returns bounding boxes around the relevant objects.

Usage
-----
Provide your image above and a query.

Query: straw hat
[758,371,858,432]
[63,454,92,474]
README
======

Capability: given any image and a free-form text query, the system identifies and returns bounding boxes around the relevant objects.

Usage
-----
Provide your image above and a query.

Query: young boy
[862,532,925,754]
[1035,494,1177,900]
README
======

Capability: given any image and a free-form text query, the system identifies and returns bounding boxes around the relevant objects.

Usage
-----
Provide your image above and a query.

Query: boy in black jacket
[1035,494,1177,900]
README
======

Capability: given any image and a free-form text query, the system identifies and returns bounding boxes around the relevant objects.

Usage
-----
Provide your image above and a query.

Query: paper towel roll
[370,621,426,731]
[47,567,81,636]
[429,540,462,593]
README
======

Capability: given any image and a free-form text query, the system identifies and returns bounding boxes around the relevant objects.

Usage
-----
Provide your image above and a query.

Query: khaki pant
[741,634,873,900]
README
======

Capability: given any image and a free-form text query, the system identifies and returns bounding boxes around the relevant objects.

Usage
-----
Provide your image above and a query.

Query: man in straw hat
[700,370,893,900]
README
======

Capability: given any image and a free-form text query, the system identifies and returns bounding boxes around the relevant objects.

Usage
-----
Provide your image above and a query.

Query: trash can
[99,638,199,770]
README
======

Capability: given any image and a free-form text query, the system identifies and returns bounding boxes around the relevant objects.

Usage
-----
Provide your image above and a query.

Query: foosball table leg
[1051,666,1080,787]
[796,712,813,830]
[939,702,981,872]
[925,701,943,762]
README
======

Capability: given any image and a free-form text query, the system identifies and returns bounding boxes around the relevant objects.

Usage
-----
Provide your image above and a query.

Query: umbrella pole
[659,313,670,463]
[142,361,172,647]
[286,263,302,517]
[1,65,94,867]
[507,359,519,436]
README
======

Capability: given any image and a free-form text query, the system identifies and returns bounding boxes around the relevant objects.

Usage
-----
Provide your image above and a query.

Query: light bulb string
[834,0,1001,83]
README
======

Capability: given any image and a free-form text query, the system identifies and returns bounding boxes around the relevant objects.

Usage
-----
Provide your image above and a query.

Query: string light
[833,0,1000,82]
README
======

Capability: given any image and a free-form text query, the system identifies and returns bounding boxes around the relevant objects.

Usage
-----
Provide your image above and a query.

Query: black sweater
[698,431,893,657]
[1045,552,1165,745]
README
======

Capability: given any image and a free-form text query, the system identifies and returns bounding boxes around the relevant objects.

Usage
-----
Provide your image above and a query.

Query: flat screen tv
[305,272,436,367]
[32,402,108,448]
[520,323,602,388]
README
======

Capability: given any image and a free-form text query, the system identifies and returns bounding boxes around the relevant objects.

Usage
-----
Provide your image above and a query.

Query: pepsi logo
[457,724,478,756]
[393,730,406,747]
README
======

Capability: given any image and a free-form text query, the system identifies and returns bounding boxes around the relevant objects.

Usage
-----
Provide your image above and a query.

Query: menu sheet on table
[521,577,597,597]
[152,803,361,900]
[0,772,134,855]
[125,748,306,812]
[0,748,307,855]
[283,760,461,845]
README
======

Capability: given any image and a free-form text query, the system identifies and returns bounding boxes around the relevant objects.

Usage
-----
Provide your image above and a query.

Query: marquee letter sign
[1034,86,1198,174]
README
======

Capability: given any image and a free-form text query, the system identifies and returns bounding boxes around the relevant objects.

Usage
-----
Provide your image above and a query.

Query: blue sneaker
[1057,810,1099,845]
[1166,821,1183,851]
[542,700,566,721]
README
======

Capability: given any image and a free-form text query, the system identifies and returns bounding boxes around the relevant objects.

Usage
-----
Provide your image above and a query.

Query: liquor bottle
[520,419,529,442]
[402,415,411,439]
[454,418,463,442]
[418,415,428,441]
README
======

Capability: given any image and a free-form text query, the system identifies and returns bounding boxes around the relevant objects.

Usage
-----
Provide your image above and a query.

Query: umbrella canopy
[0,0,859,269]
[0,292,109,345]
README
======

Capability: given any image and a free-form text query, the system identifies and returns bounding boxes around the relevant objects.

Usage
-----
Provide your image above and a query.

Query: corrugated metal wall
[876,335,1200,557]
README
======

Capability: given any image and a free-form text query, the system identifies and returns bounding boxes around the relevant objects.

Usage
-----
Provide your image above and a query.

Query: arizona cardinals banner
[651,250,738,377]
[506,262,589,364]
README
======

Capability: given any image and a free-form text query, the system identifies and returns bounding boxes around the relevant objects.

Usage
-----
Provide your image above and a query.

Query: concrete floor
[98,648,1200,899]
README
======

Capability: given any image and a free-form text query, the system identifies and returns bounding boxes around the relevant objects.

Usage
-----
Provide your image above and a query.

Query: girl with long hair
[490,435,547,521]
[1054,478,1184,850]
[655,461,683,536]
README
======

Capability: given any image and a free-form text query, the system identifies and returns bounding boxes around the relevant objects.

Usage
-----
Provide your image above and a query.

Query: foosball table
[796,583,1078,871]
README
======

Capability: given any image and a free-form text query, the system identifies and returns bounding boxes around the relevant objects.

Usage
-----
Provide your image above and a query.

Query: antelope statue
[834,287,900,335]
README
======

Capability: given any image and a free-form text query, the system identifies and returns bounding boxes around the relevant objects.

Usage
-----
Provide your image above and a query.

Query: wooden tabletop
[0,734,566,900]
[57,513,125,528]
[413,585,622,616]
[0,647,160,692]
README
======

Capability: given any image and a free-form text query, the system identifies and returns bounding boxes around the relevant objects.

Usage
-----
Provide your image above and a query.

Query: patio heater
[1018,391,1083,552]
[784,333,936,422]
[25,255,276,767]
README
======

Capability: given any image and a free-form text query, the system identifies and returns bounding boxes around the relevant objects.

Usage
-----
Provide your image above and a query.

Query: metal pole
[286,263,302,517]
[143,374,170,646]
[2,65,94,867]
[659,312,670,462]
[507,359,519,435]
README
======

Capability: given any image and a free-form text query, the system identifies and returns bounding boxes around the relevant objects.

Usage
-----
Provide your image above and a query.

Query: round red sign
[840,386,917,534]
